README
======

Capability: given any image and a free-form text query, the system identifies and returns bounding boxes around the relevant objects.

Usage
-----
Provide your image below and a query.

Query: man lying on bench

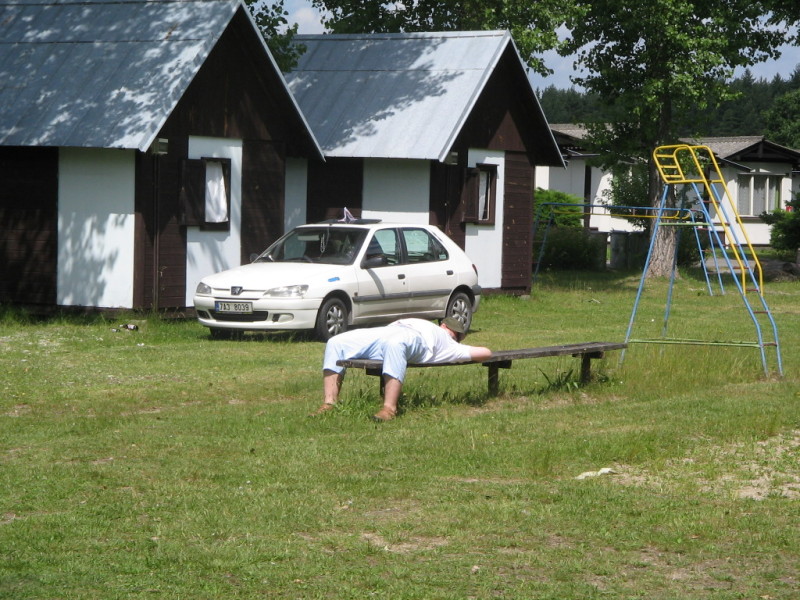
[311,317,492,422]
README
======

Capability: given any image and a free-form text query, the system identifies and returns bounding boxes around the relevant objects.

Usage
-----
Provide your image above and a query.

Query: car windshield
[255,227,368,265]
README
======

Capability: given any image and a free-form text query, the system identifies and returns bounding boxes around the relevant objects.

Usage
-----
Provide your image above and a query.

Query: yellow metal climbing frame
[652,144,763,293]
[622,143,783,376]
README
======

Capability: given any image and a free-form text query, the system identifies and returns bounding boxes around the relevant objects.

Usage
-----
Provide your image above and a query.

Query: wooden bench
[337,341,628,396]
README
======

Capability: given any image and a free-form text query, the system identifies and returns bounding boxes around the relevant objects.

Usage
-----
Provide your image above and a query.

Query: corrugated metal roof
[679,136,767,158]
[679,136,800,167]
[0,0,297,152]
[287,30,561,164]
[550,123,589,140]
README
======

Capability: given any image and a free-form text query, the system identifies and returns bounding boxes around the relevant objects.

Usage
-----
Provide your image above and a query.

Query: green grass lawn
[2,269,799,599]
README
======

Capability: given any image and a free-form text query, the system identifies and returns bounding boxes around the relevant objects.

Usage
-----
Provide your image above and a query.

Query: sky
[284,0,800,90]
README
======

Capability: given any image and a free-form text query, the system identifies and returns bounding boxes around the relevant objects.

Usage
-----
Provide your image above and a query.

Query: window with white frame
[737,174,782,217]
[462,163,497,224]
[179,157,232,230]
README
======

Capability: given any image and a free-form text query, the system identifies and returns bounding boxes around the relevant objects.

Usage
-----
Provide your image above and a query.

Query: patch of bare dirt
[610,430,800,500]
[361,532,449,554]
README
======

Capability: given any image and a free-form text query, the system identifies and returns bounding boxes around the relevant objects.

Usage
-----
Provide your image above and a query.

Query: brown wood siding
[158,10,312,152]
[501,151,534,292]
[241,140,285,262]
[0,147,58,305]
[429,161,466,247]
[307,158,363,222]
[134,12,301,309]
[453,47,555,166]
[134,138,187,310]
[443,46,547,292]
[453,51,527,153]
[133,152,153,309]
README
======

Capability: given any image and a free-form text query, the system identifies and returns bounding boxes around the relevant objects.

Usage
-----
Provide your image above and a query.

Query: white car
[193,220,482,340]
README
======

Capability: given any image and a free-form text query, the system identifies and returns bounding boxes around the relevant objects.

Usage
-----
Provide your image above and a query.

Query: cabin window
[180,157,232,230]
[737,174,781,217]
[463,163,497,225]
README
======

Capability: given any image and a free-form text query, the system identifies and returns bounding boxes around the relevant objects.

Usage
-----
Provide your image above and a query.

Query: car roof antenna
[339,207,356,223]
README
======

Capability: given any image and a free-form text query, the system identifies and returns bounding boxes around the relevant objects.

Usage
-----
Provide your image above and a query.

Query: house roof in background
[549,123,596,158]
[679,136,800,166]
[0,0,316,154]
[287,30,562,165]
[550,124,589,140]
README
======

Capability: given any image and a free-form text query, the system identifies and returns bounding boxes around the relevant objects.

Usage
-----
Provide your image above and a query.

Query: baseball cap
[442,317,466,340]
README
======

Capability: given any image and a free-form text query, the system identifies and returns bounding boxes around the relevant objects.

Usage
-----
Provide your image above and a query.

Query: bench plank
[336,341,627,396]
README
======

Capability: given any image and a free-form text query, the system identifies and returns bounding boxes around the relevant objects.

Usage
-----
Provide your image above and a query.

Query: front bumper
[193,295,323,331]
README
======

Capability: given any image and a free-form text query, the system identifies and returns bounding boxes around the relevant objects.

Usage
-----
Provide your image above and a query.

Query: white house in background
[535,124,637,234]
[0,0,321,311]
[540,128,800,247]
[679,136,800,246]
[285,31,564,293]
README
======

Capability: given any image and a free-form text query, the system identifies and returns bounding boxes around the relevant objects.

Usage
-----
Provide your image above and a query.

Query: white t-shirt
[387,318,474,364]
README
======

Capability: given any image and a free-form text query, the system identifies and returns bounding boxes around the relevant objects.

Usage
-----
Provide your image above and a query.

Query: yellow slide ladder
[652,144,762,292]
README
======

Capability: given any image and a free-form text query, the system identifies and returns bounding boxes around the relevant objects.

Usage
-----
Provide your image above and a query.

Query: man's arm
[468,346,492,362]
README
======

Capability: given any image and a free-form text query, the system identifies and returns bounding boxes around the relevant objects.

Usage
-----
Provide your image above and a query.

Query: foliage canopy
[764,88,800,149]
[245,0,303,71]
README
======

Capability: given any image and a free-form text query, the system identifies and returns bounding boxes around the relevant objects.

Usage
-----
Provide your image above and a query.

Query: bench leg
[580,354,592,384]
[488,365,499,397]
[578,351,605,384]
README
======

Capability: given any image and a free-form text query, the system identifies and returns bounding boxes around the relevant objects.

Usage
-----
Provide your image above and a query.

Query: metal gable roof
[679,136,800,167]
[0,0,310,153]
[287,30,559,163]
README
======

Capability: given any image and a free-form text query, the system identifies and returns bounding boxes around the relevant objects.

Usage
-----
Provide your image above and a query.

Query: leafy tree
[534,188,584,228]
[764,89,800,149]
[539,67,800,138]
[246,0,304,71]
[311,0,572,75]
[537,86,609,124]
[562,0,795,277]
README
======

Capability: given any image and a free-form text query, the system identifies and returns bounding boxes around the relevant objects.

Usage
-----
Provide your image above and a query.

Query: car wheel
[446,291,473,332]
[315,297,348,341]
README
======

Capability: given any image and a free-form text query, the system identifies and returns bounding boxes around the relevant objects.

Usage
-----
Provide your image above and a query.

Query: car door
[352,228,411,319]
[399,227,454,316]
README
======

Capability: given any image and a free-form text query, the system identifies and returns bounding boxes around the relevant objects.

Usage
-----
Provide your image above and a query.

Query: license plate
[215,301,253,314]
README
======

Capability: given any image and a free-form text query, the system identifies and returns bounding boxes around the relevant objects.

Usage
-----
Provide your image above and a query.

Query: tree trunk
[646,156,676,278]
[648,223,677,277]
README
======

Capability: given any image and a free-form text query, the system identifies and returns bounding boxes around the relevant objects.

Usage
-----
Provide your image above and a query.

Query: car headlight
[196,282,212,295]
[264,284,309,298]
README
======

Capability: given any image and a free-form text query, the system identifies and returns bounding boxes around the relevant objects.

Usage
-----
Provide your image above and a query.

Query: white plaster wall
[464,149,505,289]
[58,148,136,308]
[284,157,308,232]
[362,158,430,224]
[587,168,638,234]
[185,137,243,306]
[544,160,585,198]
[538,161,636,234]
[715,162,792,247]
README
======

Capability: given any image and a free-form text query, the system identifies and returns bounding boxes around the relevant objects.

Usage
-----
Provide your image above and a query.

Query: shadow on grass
[207,329,317,343]
[398,365,608,414]
[533,268,643,292]
[533,265,733,294]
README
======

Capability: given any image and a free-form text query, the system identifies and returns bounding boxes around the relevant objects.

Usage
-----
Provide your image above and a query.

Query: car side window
[365,229,400,266]
[401,228,449,263]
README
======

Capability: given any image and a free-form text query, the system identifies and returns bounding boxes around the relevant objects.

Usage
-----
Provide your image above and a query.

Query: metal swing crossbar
[621,144,783,377]
[543,205,692,221]
[627,338,765,348]
[532,202,710,288]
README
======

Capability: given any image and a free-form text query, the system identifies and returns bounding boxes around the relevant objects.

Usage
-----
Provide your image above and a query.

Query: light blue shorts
[323,326,427,382]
